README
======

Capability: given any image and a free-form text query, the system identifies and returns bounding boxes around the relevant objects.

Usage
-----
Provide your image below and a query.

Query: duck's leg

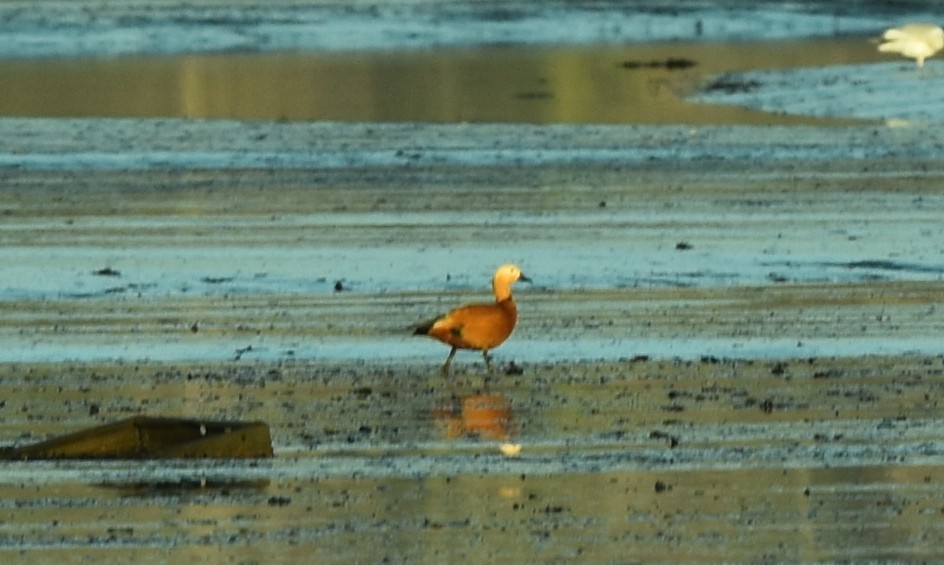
[441,347,457,375]
[482,350,493,374]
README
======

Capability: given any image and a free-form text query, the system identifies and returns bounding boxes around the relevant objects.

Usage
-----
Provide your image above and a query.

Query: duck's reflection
[432,393,515,442]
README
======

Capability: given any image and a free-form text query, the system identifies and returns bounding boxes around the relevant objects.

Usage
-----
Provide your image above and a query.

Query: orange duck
[414,264,530,374]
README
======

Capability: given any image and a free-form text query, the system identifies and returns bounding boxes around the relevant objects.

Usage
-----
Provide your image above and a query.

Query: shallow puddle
[0,37,880,124]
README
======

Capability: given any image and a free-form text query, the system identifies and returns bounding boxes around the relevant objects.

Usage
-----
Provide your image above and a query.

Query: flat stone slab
[0,417,273,460]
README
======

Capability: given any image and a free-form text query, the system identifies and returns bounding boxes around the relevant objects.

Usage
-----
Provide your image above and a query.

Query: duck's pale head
[492,263,531,300]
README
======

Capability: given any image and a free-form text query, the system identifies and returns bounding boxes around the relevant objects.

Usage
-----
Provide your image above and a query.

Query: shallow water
[2,127,944,364]
[0,37,880,124]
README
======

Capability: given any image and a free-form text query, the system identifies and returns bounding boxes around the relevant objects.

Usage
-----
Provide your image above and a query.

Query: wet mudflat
[2,121,944,362]
[2,127,944,560]
[2,1,944,562]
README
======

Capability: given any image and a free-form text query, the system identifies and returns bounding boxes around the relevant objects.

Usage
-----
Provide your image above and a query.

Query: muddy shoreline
[2,354,944,562]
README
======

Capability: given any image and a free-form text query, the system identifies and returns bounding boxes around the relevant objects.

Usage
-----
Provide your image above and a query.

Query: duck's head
[492,263,531,299]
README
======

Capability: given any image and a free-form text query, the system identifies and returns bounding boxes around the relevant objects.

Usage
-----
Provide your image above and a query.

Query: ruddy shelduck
[414,264,530,374]
[878,23,944,68]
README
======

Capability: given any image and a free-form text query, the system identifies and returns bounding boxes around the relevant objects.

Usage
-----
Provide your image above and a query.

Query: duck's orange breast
[428,299,518,351]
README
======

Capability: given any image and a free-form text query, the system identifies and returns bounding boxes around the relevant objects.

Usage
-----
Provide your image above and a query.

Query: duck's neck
[493,278,513,302]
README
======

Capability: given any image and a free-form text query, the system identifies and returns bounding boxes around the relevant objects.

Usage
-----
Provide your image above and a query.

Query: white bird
[877,23,944,68]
